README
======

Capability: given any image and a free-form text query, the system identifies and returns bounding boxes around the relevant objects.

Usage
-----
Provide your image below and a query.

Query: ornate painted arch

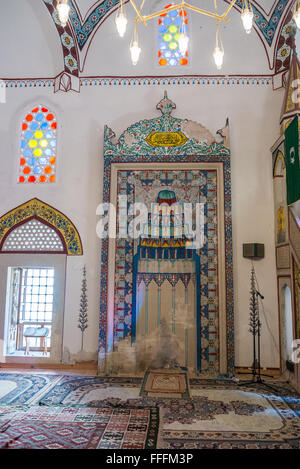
[274,8,295,75]
[0,198,83,255]
[43,0,80,77]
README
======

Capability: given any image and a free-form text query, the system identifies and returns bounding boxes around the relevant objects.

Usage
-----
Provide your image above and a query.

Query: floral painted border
[0,198,83,256]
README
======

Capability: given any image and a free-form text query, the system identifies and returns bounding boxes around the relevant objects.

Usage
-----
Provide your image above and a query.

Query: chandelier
[120,0,254,69]
[56,0,258,69]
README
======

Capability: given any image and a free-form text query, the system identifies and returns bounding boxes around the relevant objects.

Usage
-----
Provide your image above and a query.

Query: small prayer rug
[0,405,159,449]
[140,369,190,398]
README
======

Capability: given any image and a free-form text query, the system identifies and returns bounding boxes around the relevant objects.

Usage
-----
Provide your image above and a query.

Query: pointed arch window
[158,5,189,67]
[19,105,57,184]
[2,219,65,253]
[0,199,83,256]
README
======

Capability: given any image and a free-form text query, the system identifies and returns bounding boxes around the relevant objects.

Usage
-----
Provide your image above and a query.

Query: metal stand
[237,267,283,395]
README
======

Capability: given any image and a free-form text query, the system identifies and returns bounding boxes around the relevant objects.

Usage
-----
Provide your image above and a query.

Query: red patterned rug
[0,405,159,449]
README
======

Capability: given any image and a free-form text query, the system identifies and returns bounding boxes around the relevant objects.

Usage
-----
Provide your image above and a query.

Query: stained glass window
[158,5,189,66]
[19,105,57,184]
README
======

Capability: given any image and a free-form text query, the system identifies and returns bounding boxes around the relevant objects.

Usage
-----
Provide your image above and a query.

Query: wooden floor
[0,363,284,379]
[0,362,98,375]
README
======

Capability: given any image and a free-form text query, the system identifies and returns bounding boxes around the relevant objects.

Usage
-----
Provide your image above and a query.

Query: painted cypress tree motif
[78,266,88,351]
[249,266,259,371]
[249,266,259,335]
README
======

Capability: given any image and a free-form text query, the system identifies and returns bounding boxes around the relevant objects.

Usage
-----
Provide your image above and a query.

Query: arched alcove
[273,150,287,245]
[0,199,82,362]
[283,285,294,362]
[279,279,294,372]
[282,285,293,361]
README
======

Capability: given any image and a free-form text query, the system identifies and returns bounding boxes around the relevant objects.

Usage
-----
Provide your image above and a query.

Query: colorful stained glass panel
[158,5,189,66]
[19,106,57,184]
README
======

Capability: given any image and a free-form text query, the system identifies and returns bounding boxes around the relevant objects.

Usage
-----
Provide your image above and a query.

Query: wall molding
[1,75,274,90]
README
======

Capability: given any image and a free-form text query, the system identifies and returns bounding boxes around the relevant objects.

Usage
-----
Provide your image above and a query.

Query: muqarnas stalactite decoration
[78,266,88,351]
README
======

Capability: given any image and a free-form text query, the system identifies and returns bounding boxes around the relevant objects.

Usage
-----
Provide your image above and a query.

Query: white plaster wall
[0,82,283,368]
[0,0,63,79]
[76,0,101,19]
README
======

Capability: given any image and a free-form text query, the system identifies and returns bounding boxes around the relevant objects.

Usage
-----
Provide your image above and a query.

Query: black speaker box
[243,243,265,259]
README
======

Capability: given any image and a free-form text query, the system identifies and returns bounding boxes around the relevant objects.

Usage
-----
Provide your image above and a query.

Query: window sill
[6,351,50,358]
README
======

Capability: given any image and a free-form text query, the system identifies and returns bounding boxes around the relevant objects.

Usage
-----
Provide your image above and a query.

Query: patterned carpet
[0,372,300,449]
[0,405,159,449]
[160,391,300,449]
[38,375,142,406]
[0,373,61,405]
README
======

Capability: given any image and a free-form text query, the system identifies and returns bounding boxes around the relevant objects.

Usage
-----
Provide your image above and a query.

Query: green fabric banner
[284,116,300,205]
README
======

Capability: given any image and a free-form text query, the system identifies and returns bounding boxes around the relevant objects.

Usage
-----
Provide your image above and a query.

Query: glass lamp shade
[213,45,224,70]
[130,41,141,65]
[241,7,254,34]
[115,11,128,37]
[178,33,189,56]
[57,0,70,27]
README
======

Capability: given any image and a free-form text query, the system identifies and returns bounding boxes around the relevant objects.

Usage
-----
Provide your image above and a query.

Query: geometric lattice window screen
[19,105,57,184]
[2,220,64,252]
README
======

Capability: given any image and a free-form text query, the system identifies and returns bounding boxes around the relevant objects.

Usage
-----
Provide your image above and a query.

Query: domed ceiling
[0,0,297,89]
[41,0,295,76]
